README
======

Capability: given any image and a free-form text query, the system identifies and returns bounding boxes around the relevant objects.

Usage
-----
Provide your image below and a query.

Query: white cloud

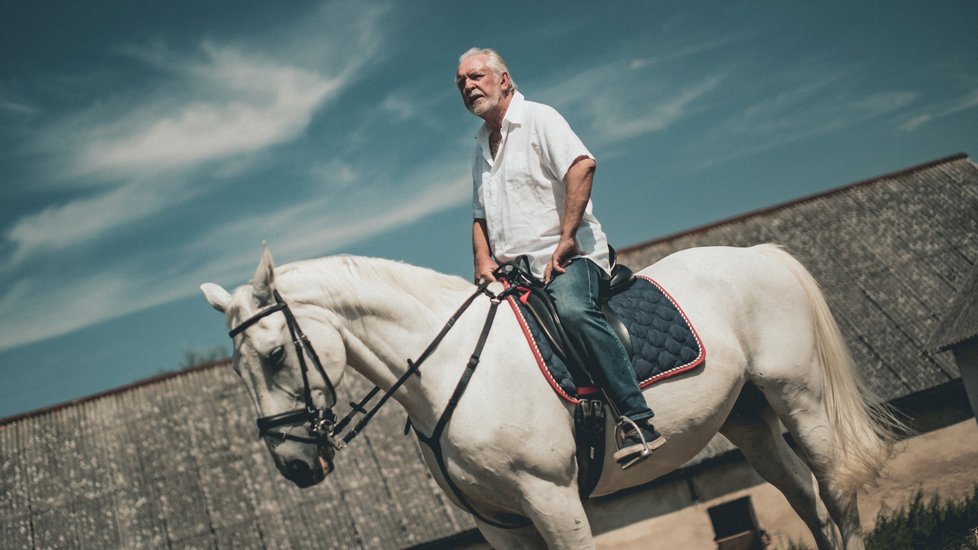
[77,46,342,177]
[3,183,185,267]
[0,98,38,117]
[188,165,471,287]
[0,273,134,350]
[592,73,725,142]
[0,158,470,352]
[4,3,384,270]
[381,95,416,120]
[688,78,919,169]
[900,88,978,132]
[534,55,726,146]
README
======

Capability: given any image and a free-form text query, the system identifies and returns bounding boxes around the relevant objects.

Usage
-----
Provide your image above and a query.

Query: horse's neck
[289,258,475,431]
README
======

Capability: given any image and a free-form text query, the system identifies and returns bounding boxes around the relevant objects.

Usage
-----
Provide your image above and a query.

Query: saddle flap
[507,275,705,405]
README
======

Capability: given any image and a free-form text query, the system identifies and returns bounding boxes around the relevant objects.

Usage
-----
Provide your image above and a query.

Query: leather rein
[226,270,521,461]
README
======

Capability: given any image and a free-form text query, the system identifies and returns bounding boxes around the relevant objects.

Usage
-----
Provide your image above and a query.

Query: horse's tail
[753,244,907,493]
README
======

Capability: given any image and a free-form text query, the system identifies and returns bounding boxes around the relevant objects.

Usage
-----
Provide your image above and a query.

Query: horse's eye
[268,345,286,366]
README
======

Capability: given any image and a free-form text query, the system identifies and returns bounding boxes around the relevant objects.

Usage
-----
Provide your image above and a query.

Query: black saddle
[498,255,635,387]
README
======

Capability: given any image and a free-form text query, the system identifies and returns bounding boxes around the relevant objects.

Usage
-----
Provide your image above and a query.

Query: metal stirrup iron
[617,415,654,470]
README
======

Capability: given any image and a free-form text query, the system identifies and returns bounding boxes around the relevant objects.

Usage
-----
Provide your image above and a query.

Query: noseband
[229,290,338,447]
[226,268,533,528]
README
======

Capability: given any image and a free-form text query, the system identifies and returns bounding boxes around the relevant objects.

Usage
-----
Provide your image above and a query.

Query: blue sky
[1,1,976,417]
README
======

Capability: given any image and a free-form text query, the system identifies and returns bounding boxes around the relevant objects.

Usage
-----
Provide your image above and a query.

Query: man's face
[456,55,506,117]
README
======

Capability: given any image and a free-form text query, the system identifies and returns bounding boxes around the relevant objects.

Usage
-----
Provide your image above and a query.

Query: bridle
[225,276,508,454]
[226,266,532,528]
[228,289,338,448]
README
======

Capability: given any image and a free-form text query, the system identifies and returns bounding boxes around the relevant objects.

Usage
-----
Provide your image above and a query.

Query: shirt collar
[475,90,525,141]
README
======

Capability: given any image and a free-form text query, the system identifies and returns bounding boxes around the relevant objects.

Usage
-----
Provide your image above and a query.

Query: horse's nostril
[286,460,309,475]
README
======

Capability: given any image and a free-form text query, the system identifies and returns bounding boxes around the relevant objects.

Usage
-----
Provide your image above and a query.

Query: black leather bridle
[228,289,339,448]
[226,267,537,528]
[225,278,504,453]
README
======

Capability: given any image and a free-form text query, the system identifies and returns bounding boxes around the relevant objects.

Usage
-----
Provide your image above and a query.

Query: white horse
[201,243,902,549]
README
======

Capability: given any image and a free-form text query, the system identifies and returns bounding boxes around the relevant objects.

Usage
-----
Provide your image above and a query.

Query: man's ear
[501,71,512,94]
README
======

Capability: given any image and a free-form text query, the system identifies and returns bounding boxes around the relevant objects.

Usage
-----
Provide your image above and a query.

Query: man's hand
[475,258,499,284]
[544,236,581,283]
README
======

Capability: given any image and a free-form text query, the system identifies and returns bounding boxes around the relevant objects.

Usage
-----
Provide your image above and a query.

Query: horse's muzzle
[284,458,324,488]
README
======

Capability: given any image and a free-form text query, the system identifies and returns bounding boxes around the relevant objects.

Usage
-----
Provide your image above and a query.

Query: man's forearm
[472,218,493,261]
[561,157,596,240]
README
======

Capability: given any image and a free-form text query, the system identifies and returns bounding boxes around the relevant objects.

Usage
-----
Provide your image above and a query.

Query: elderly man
[456,47,665,467]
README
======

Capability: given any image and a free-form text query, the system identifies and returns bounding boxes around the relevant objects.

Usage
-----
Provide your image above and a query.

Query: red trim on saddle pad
[505,275,706,405]
[635,276,706,389]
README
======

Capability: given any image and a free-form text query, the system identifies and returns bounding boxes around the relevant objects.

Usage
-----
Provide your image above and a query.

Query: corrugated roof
[930,267,978,351]
[0,364,475,548]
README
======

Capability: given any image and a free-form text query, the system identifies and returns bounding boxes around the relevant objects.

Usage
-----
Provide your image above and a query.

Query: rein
[227,265,530,528]
[331,278,502,448]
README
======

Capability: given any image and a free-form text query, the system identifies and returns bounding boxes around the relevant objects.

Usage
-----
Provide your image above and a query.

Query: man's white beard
[468,92,500,116]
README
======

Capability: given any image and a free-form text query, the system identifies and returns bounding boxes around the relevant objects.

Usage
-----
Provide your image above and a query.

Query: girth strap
[415,292,532,529]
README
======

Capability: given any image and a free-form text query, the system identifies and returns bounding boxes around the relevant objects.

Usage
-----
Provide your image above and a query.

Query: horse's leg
[721,387,839,549]
[768,389,864,549]
[476,521,548,549]
[516,478,596,550]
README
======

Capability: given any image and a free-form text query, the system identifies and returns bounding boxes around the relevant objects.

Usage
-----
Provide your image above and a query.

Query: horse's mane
[275,255,473,314]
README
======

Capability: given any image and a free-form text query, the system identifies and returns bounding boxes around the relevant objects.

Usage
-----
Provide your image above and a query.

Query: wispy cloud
[188,160,471,287]
[900,88,978,132]
[0,98,38,117]
[0,1,390,350]
[687,71,919,169]
[3,183,187,267]
[0,273,137,350]
[0,164,470,352]
[76,46,342,177]
[535,56,727,146]
[3,3,383,270]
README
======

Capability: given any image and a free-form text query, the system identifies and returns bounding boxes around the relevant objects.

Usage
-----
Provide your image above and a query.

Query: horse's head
[201,244,345,488]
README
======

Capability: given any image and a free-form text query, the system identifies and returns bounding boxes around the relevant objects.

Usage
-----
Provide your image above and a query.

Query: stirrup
[613,416,662,470]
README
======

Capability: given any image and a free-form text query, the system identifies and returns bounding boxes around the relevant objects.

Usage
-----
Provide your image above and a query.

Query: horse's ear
[200,283,232,313]
[252,241,276,305]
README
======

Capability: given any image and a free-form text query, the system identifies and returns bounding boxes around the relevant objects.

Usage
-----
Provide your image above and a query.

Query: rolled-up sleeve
[536,106,594,183]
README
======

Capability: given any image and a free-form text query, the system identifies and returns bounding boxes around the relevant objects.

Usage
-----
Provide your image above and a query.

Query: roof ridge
[0,357,231,427]
[620,152,970,253]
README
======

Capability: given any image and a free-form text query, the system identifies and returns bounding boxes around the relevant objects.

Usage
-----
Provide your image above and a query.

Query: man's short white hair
[458,47,518,92]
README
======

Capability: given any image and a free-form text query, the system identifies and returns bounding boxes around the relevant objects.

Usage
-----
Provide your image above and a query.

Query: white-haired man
[456,47,665,467]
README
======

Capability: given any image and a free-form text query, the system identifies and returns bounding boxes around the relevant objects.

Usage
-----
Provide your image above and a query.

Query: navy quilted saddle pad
[506,275,705,404]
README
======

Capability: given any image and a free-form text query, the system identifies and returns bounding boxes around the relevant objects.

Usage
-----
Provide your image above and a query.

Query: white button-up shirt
[471,92,611,279]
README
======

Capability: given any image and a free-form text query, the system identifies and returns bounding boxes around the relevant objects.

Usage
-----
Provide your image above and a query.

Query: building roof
[929,266,978,351]
[2,153,976,549]
[0,365,475,548]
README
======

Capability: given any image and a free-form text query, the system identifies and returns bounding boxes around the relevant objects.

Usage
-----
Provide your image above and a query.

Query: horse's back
[640,244,818,363]
[591,246,798,494]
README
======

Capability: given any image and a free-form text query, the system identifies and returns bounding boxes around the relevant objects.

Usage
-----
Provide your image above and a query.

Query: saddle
[498,254,635,383]
[495,255,634,498]
[497,253,705,498]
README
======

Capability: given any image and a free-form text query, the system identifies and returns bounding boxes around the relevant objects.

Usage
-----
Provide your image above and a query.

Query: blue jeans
[546,259,653,422]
